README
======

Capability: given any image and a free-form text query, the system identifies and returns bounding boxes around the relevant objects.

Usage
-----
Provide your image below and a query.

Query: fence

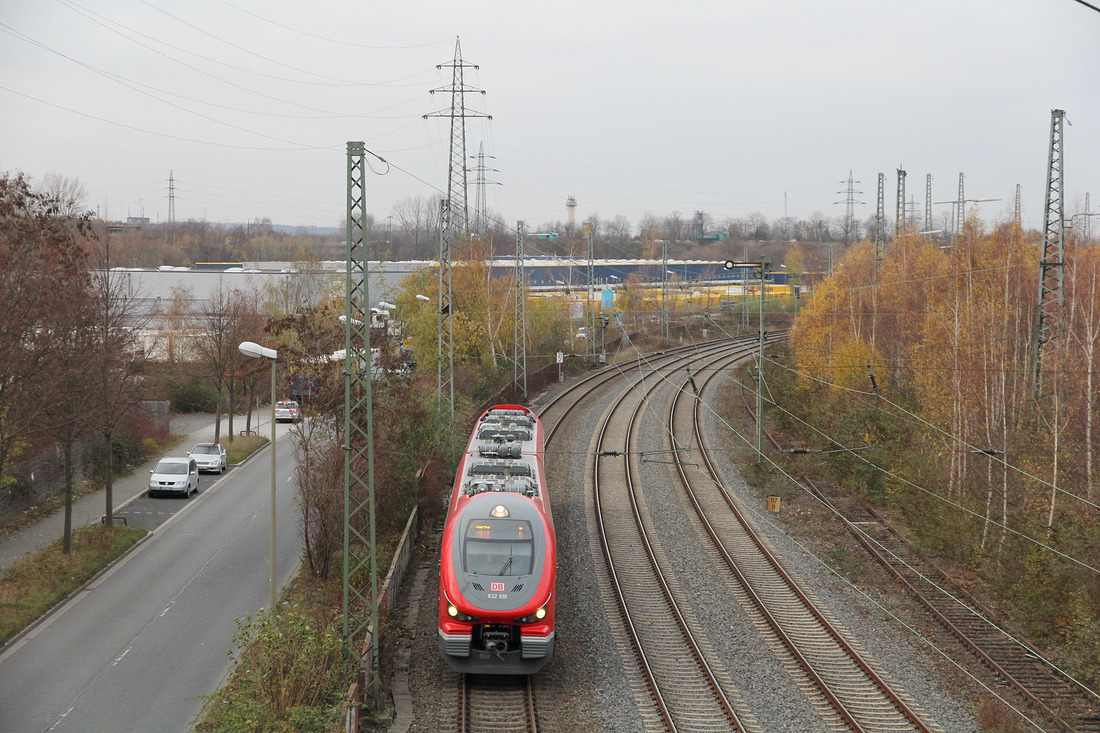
[0,400,170,521]
[345,504,420,732]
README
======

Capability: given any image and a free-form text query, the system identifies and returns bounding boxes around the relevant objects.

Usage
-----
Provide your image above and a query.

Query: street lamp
[238,340,278,613]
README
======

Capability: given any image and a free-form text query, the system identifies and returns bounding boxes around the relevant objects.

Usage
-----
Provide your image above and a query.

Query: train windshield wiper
[498,555,513,576]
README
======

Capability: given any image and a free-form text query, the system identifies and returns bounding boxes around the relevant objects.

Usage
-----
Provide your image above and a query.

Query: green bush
[195,608,348,732]
[169,378,219,413]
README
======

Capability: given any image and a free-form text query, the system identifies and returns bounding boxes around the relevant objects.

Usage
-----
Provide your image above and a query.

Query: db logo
[490,582,505,592]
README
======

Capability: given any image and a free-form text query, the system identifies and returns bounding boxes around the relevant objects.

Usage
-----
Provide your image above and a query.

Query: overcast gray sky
[2,0,1097,234]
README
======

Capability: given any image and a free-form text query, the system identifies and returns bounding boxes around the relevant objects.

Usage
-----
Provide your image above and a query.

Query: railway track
[461,674,537,733]
[736,372,1100,731]
[590,339,761,731]
[671,349,939,732]
[457,337,759,732]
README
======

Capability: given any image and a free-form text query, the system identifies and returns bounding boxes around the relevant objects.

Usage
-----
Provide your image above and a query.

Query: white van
[148,457,199,498]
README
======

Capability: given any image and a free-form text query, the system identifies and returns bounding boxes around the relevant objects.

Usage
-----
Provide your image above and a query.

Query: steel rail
[591,339,762,730]
[739,377,1099,732]
[674,349,934,732]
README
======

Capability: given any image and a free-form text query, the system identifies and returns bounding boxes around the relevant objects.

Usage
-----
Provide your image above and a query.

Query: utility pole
[874,173,885,260]
[343,141,378,707]
[757,261,765,463]
[895,167,907,236]
[584,221,595,362]
[661,235,669,343]
[167,171,176,249]
[1015,183,1022,226]
[936,179,999,243]
[514,221,528,401]
[956,173,966,244]
[1032,109,1067,396]
[724,259,766,460]
[835,170,862,245]
[924,173,933,233]
[1086,193,1093,242]
[423,37,489,429]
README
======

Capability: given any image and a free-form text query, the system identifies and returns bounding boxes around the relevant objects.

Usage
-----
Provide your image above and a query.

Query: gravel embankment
[390,360,982,732]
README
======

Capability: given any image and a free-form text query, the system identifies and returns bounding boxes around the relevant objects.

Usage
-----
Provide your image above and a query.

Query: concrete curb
[0,423,294,658]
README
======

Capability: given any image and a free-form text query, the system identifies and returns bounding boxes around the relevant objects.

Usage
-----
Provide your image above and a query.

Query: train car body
[438,405,556,674]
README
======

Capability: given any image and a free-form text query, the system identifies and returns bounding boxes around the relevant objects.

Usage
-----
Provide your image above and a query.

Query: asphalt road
[0,429,301,733]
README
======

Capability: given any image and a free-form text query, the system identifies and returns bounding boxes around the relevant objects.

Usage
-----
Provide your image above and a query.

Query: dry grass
[220,434,269,466]
[0,524,147,643]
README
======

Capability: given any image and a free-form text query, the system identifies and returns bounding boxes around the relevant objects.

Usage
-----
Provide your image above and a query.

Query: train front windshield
[463,519,534,576]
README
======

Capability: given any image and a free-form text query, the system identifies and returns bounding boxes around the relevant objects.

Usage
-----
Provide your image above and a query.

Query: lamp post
[238,340,278,612]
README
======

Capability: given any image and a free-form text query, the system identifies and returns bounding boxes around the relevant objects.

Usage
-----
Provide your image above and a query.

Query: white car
[189,443,227,474]
[148,457,199,498]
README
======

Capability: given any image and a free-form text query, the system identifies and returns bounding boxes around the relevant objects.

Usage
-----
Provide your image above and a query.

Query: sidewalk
[0,413,234,575]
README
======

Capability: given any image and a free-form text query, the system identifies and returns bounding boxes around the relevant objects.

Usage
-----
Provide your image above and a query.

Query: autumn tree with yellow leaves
[394,236,571,399]
[784,217,1100,687]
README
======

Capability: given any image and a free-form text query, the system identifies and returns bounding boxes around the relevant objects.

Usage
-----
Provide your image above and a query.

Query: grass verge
[0,524,148,644]
[222,434,269,466]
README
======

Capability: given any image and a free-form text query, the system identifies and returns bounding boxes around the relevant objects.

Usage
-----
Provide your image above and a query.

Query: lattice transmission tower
[1086,192,1092,242]
[874,173,886,260]
[1032,109,1067,395]
[469,142,497,241]
[956,173,966,243]
[167,170,176,249]
[513,221,527,401]
[423,38,490,428]
[895,168,907,235]
[835,170,862,245]
[924,173,933,234]
[342,141,378,704]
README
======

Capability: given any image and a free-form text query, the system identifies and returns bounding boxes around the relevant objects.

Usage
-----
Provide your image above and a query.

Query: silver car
[148,457,199,498]
[274,400,301,423]
[189,443,227,474]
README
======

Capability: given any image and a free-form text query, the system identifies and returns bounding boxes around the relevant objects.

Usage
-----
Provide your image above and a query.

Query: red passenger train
[438,405,557,674]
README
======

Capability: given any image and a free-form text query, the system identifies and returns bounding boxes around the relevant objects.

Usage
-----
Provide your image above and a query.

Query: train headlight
[518,601,549,624]
[490,504,510,518]
[447,603,459,618]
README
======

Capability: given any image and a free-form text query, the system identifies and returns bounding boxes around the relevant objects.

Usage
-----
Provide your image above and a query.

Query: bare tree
[37,172,89,218]
[607,215,633,244]
[638,212,661,258]
[194,284,257,443]
[746,211,769,241]
[38,282,100,554]
[663,211,686,245]
[836,212,861,245]
[392,195,440,259]
[0,174,96,498]
[87,239,153,528]
[809,210,831,242]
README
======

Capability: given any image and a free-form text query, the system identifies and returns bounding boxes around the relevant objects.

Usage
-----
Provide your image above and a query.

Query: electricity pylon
[874,173,886,260]
[424,38,490,428]
[343,141,378,706]
[1032,109,1067,396]
[514,221,528,401]
[895,168,907,235]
